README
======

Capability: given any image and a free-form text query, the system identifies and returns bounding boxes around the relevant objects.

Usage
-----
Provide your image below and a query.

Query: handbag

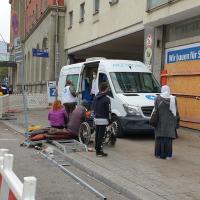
[149,108,159,127]
[149,100,163,127]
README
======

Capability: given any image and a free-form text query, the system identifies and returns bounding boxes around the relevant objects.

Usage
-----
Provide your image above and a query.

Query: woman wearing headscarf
[154,85,180,160]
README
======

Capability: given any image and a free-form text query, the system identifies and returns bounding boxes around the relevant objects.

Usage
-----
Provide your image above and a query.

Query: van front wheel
[112,115,124,138]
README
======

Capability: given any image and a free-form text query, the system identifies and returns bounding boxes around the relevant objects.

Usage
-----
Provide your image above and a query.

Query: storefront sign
[165,43,200,64]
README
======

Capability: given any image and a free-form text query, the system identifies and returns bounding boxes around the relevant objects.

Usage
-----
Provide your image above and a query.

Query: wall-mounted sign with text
[165,43,200,64]
[32,48,49,58]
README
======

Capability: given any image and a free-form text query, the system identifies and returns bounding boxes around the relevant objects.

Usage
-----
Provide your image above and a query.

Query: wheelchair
[78,111,117,146]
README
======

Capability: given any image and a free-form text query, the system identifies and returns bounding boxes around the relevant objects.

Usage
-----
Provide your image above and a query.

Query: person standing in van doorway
[62,80,77,116]
[91,72,97,100]
[93,82,111,157]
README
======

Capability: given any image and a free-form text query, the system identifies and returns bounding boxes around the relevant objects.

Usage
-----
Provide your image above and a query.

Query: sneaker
[96,151,108,157]
[166,157,173,160]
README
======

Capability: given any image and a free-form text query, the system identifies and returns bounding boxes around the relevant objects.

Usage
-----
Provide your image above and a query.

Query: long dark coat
[154,96,179,139]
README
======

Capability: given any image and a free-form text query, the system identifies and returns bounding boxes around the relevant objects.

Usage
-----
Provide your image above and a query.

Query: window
[110,72,160,93]
[93,0,99,13]
[69,11,73,28]
[98,73,113,97]
[109,0,119,6]
[80,3,85,23]
[44,0,48,10]
[66,74,79,91]
[36,4,38,19]
[147,0,169,10]
[58,75,78,97]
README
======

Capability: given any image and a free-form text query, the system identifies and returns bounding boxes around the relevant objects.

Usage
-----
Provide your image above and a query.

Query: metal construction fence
[0,93,48,118]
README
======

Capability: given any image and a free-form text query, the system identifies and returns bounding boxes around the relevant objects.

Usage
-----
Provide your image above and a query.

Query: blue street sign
[32,48,49,58]
[50,87,56,97]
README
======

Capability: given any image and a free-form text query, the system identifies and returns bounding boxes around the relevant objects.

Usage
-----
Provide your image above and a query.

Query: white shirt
[62,86,77,104]
[91,79,97,95]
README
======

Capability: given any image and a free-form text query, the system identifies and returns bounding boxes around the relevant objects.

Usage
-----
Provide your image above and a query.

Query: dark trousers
[95,125,106,152]
[155,137,173,159]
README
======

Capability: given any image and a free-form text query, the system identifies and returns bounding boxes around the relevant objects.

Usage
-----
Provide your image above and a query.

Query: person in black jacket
[93,82,111,157]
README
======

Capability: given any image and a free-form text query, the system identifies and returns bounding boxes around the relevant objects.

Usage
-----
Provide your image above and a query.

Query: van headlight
[123,104,141,116]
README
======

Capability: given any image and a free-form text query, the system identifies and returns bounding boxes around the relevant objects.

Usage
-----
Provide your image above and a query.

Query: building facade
[9,0,25,90]
[9,0,66,93]
[144,0,200,130]
[24,0,66,93]
[65,0,145,63]
[9,0,200,130]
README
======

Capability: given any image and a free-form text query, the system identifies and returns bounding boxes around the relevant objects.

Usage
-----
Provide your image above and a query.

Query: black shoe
[96,151,108,157]
[110,134,116,145]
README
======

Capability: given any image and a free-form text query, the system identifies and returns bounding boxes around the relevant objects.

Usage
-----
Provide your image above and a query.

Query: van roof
[60,59,150,75]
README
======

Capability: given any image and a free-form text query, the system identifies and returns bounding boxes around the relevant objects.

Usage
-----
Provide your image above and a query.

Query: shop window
[68,11,73,29]
[80,3,85,23]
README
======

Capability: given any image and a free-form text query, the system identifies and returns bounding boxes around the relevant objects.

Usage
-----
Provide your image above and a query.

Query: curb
[60,152,164,200]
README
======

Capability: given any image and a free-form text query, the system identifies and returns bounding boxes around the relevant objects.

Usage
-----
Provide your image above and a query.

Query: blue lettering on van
[113,63,141,69]
[145,95,156,100]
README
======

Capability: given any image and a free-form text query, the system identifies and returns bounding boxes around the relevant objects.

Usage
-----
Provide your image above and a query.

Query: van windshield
[110,72,160,93]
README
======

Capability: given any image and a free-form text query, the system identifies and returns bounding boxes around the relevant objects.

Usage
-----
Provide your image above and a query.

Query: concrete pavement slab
[2,108,200,200]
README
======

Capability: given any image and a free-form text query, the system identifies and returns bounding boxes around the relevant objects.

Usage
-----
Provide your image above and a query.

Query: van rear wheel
[112,115,124,138]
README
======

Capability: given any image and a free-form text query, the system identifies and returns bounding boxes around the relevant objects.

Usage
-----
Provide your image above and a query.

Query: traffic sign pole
[21,42,29,133]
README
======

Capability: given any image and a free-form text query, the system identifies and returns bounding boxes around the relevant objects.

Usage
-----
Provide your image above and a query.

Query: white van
[58,58,160,137]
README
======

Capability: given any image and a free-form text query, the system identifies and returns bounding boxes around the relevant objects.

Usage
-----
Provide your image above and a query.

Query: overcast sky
[0,1,11,43]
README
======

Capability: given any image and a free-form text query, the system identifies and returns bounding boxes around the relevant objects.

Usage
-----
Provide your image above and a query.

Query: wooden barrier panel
[165,60,200,130]
[177,97,200,130]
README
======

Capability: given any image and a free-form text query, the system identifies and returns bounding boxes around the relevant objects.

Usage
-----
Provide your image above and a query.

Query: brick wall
[25,0,64,34]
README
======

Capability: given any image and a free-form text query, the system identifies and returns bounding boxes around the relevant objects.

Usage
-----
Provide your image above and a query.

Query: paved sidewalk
[3,108,200,200]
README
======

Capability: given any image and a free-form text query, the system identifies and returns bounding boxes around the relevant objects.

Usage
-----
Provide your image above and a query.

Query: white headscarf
[160,85,176,116]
